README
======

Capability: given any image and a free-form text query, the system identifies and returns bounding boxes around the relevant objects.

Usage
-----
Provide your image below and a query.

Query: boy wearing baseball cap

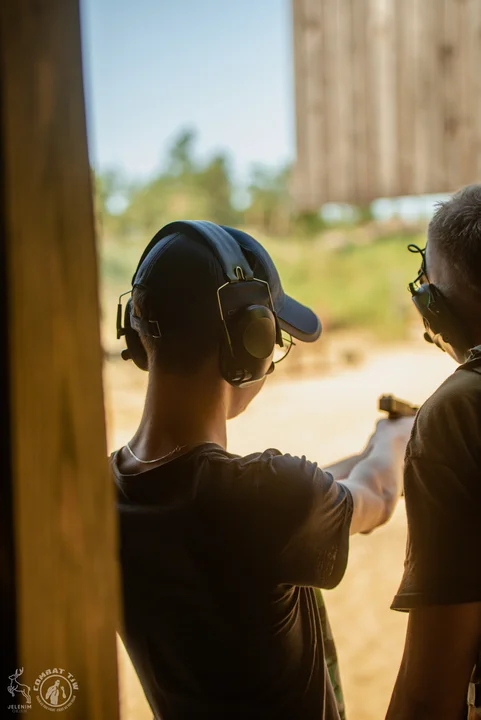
[113,221,412,719]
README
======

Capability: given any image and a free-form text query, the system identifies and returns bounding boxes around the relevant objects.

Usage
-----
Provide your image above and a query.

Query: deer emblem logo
[7,667,31,704]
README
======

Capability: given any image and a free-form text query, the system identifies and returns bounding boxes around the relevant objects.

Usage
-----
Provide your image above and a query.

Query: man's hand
[340,415,415,535]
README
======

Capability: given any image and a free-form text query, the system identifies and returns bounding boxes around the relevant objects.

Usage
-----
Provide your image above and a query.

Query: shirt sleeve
[392,376,481,610]
[230,451,353,590]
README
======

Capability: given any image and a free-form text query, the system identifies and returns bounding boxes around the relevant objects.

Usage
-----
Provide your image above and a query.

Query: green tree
[93,168,131,238]
[245,164,292,235]
[198,154,240,226]
[119,129,240,236]
[165,128,198,176]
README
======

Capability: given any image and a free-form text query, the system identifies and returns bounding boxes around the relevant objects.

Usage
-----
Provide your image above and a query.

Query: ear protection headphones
[116,220,283,386]
[408,243,471,361]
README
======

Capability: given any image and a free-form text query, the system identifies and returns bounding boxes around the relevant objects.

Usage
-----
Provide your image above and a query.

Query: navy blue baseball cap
[132,222,322,343]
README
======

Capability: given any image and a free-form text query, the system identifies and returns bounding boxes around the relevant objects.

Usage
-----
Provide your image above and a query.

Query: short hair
[428,184,481,298]
[132,285,222,374]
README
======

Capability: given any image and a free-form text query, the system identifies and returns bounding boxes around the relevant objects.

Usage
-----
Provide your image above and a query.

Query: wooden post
[0,2,121,718]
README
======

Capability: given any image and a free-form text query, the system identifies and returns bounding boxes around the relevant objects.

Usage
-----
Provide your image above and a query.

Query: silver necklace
[125,442,186,464]
[124,440,218,465]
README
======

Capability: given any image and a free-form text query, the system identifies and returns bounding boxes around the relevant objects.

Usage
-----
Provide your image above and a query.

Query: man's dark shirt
[392,358,481,610]
[112,445,353,719]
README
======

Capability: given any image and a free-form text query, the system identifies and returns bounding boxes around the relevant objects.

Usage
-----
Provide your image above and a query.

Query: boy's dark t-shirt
[392,360,481,610]
[112,445,353,719]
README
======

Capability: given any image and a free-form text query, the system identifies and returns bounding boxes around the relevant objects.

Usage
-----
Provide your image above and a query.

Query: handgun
[378,394,418,419]
[364,395,418,511]
[360,395,417,535]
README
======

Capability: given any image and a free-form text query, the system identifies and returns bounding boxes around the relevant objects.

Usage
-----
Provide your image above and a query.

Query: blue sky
[81,0,294,185]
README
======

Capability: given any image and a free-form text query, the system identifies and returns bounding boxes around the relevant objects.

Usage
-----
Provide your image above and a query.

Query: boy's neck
[130,370,228,458]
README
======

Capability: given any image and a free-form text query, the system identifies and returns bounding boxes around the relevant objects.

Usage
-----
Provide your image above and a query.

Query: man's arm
[387,602,481,720]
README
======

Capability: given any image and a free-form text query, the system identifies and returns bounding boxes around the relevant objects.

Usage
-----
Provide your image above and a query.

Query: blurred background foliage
[95,128,426,347]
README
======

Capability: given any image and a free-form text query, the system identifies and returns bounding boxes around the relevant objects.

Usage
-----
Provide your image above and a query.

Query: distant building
[291,0,481,210]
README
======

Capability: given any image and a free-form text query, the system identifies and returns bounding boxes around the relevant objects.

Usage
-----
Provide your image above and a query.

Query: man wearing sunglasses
[112,221,413,720]
[387,185,481,720]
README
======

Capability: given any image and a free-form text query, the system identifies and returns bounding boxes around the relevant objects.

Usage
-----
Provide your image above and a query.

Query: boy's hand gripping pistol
[378,395,418,419]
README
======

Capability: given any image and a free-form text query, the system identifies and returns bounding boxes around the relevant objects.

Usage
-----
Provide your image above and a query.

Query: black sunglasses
[273,330,295,364]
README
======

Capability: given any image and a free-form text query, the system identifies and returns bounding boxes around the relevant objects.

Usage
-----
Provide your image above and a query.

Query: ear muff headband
[132,220,255,285]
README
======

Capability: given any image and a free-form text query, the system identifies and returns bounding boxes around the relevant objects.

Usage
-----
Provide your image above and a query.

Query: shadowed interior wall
[0,2,121,717]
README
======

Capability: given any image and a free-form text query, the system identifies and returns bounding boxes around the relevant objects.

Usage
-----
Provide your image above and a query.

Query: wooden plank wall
[0,1,121,718]
[292,0,481,209]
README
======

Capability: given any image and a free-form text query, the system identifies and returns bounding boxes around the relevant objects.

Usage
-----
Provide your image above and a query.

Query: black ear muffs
[220,305,277,386]
[117,220,280,385]
[411,283,471,361]
[119,297,149,371]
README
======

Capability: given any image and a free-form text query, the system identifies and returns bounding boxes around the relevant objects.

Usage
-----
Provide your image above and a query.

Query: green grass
[263,234,420,340]
[99,230,423,345]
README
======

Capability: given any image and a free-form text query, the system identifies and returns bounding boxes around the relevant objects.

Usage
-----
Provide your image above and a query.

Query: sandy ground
[105,341,456,720]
